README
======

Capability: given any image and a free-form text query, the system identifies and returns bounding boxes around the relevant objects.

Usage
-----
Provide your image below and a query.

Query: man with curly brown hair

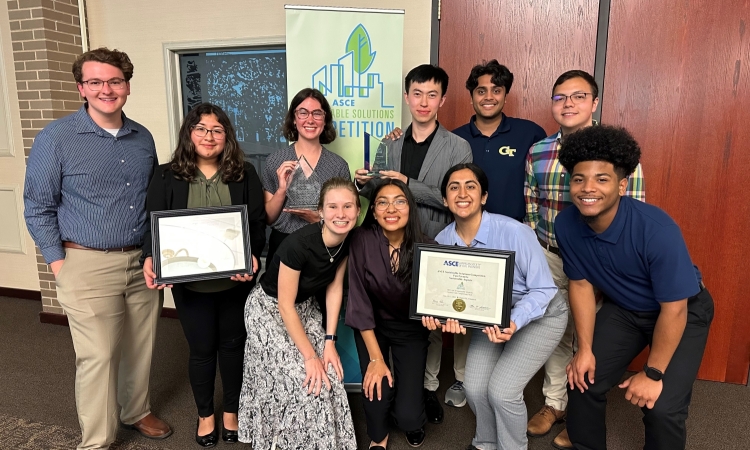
[555,125,713,450]
[24,48,172,449]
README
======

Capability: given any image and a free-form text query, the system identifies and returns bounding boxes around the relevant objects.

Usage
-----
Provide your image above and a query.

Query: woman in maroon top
[346,179,432,449]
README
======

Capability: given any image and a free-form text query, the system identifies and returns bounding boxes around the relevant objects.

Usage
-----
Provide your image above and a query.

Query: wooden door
[437,0,600,134]
[602,0,750,384]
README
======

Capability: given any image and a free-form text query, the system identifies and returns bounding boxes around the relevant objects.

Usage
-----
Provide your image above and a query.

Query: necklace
[322,229,344,263]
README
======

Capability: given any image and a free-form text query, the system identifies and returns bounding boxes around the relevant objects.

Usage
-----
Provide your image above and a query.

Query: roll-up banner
[285,5,405,389]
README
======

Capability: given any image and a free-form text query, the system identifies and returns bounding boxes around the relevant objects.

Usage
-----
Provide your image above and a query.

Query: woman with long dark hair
[238,177,359,449]
[346,179,433,449]
[424,163,567,450]
[142,103,266,447]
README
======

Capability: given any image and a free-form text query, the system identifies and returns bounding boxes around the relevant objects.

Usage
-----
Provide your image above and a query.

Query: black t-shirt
[400,122,439,180]
[260,223,350,303]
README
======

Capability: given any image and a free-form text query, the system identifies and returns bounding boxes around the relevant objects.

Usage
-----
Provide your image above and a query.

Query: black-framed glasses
[191,125,226,140]
[294,108,326,121]
[551,92,593,104]
[80,78,127,91]
[374,199,408,211]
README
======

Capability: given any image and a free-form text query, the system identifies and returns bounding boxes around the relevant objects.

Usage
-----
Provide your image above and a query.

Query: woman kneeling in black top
[237,177,359,449]
[346,179,432,449]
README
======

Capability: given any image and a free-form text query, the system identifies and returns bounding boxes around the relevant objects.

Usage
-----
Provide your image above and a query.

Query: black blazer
[142,162,267,270]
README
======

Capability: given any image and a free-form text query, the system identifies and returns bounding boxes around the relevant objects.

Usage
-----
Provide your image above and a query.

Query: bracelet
[304,355,319,362]
[369,358,383,363]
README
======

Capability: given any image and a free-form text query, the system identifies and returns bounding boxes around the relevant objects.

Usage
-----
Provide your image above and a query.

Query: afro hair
[558,125,641,179]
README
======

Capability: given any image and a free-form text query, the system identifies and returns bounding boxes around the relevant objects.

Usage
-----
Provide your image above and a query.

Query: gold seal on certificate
[409,243,515,329]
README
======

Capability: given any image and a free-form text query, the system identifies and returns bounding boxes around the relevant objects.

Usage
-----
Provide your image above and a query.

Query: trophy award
[364,132,391,176]
[285,155,321,210]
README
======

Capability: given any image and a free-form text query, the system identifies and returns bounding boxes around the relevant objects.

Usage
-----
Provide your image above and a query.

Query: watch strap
[643,363,663,381]
[324,334,338,342]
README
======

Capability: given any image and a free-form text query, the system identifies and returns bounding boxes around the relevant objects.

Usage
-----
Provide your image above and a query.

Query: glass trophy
[285,155,321,210]
[364,132,390,177]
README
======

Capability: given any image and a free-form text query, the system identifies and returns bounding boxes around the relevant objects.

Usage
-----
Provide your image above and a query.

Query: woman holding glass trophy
[423,163,568,450]
[262,87,351,264]
[142,103,267,446]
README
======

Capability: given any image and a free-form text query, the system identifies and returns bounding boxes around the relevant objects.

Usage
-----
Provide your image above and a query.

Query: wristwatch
[643,363,664,381]
[324,334,338,342]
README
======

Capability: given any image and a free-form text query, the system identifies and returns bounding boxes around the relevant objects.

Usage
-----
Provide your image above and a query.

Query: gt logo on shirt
[498,146,517,156]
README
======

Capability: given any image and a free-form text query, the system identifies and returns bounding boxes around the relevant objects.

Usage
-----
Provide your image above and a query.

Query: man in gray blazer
[355,64,472,440]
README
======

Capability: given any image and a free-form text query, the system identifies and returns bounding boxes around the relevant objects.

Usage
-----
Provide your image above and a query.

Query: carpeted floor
[0,295,748,449]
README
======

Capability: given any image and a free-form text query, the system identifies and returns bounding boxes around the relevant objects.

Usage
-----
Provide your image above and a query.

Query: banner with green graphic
[285,6,404,177]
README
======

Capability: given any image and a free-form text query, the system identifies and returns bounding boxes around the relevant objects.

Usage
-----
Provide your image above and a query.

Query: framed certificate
[409,243,515,329]
[151,205,252,284]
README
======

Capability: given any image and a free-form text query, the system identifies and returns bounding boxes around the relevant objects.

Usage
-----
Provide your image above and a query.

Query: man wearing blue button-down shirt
[24,48,172,449]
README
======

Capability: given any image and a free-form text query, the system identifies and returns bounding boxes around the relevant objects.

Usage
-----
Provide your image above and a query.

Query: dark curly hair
[465,60,514,94]
[361,179,426,284]
[170,103,245,183]
[558,125,641,179]
[72,47,134,83]
[282,88,337,145]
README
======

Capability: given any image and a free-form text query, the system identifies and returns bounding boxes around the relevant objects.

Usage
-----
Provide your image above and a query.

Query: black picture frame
[409,243,515,329]
[151,205,252,284]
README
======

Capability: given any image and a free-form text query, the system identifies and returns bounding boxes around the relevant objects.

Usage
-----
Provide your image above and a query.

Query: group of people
[22,46,713,450]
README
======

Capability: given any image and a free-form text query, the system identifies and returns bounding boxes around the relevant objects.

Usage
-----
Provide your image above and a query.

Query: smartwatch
[643,363,664,381]
[324,334,338,342]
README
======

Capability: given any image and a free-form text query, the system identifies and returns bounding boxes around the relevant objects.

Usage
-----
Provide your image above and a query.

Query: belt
[537,237,560,256]
[63,241,140,253]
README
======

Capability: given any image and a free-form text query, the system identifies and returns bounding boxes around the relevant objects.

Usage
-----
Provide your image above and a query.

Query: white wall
[85,0,434,306]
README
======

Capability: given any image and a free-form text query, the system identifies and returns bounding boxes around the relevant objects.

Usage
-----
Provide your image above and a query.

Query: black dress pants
[354,320,431,442]
[172,282,252,417]
[567,288,714,450]
[268,227,328,326]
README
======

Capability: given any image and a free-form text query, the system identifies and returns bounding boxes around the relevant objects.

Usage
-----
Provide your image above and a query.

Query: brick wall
[7,0,83,314]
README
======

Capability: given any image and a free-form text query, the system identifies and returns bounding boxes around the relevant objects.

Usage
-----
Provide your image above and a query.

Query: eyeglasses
[374,199,408,211]
[551,92,593,104]
[80,78,128,91]
[191,125,226,140]
[294,108,326,121]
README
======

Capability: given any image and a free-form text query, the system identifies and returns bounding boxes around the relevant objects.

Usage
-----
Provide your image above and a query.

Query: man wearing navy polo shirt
[452,60,546,221]
[555,125,713,450]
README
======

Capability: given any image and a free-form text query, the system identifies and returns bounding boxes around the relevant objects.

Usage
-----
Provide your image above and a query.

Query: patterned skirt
[238,284,357,449]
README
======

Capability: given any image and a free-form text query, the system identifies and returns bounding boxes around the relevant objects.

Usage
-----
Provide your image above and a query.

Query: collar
[468,113,510,138]
[404,121,440,144]
[74,104,135,136]
[581,196,628,244]
[558,119,598,142]
[447,211,490,247]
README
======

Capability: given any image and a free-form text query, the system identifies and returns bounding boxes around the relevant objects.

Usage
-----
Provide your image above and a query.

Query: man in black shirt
[355,64,472,427]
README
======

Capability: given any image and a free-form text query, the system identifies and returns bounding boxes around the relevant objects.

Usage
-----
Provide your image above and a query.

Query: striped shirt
[24,105,157,263]
[524,131,646,248]
[262,144,350,234]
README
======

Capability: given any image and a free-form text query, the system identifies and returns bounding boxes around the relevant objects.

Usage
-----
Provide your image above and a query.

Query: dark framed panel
[409,243,514,329]
[151,205,252,284]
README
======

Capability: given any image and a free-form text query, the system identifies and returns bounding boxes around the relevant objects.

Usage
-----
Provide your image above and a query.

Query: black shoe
[195,419,218,447]
[405,428,425,447]
[466,446,480,450]
[424,389,444,424]
[222,427,238,444]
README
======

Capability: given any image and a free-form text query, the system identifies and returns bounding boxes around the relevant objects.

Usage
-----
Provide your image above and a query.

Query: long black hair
[362,179,425,283]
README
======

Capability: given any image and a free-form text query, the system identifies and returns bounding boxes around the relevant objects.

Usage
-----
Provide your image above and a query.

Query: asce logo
[443,261,459,267]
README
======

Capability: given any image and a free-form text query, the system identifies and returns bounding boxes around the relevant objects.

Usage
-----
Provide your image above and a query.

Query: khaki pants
[540,247,574,411]
[55,248,161,449]
[424,328,471,391]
